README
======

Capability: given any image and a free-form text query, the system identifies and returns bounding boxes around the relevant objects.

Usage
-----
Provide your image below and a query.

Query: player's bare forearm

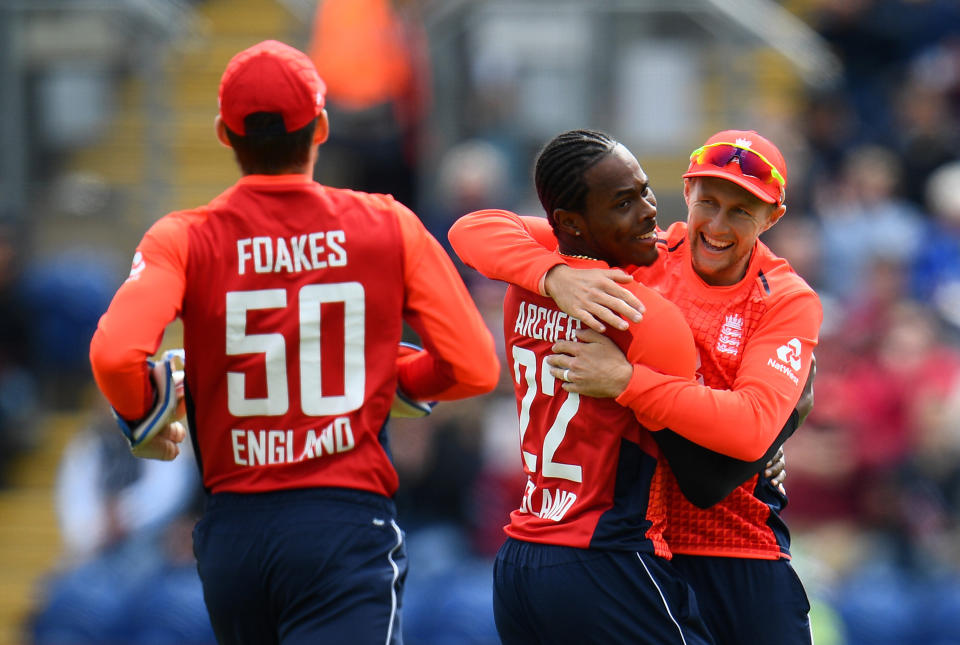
[796,353,817,426]
[543,265,644,333]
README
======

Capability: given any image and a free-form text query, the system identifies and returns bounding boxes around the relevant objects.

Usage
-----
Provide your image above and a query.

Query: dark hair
[225,113,317,175]
[534,129,618,229]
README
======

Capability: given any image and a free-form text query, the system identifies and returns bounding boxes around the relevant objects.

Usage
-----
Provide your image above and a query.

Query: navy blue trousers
[493,538,715,645]
[193,488,407,645]
[671,554,812,645]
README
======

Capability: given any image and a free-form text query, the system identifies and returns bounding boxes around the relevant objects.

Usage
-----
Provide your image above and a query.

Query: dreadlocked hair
[534,129,619,230]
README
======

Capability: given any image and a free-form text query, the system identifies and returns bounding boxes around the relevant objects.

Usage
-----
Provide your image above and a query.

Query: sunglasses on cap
[689,142,786,201]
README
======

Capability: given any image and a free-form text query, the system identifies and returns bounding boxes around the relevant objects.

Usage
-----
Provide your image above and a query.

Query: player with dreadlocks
[468,129,715,644]
[450,128,821,645]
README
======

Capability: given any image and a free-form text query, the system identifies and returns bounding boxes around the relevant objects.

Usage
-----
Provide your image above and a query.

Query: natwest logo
[126,251,146,282]
[776,338,802,371]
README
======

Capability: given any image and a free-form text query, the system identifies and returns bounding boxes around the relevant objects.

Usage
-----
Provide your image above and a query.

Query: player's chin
[627,244,659,268]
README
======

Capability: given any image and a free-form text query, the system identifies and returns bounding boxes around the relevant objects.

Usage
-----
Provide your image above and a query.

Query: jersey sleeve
[622,285,697,386]
[89,215,190,420]
[395,204,500,400]
[654,410,799,509]
[616,290,822,461]
[448,209,562,295]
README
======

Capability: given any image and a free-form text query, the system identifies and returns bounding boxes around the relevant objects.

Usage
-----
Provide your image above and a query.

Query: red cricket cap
[683,129,788,204]
[218,40,326,135]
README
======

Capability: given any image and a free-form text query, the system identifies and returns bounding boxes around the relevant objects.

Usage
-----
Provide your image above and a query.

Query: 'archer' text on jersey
[514,300,582,343]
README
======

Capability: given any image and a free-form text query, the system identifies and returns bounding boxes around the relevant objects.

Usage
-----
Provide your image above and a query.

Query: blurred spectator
[54,397,199,564]
[795,90,860,213]
[425,138,514,238]
[391,412,484,537]
[911,160,960,330]
[19,247,118,408]
[812,0,908,137]
[867,304,960,569]
[782,373,863,529]
[0,218,39,486]
[30,493,215,645]
[28,392,206,644]
[389,400,505,645]
[308,0,431,208]
[814,144,924,300]
[891,78,959,209]
[763,213,826,292]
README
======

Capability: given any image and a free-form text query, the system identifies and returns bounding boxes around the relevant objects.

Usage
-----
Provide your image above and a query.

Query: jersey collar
[237,174,314,187]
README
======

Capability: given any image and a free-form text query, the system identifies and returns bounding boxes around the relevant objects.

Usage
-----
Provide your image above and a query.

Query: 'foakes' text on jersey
[501,265,698,553]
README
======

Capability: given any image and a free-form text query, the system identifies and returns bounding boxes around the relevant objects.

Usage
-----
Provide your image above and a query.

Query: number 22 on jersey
[512,345,582,483]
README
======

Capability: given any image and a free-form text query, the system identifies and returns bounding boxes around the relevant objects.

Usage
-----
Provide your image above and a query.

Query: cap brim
[682,168,780,204]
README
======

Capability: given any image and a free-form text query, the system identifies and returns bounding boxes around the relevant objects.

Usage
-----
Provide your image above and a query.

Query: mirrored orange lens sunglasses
[690,142,786,198]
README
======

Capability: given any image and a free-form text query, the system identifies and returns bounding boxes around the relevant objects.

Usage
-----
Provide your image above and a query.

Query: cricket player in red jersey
[455,130,714,644]
[88,40,499,645]
[449,129,821,644]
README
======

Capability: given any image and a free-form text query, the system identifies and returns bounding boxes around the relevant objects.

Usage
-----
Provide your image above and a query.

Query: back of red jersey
[500,270,697,554]
[182,180,405,496]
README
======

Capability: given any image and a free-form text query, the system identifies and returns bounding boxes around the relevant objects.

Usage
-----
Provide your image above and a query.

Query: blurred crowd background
[2,0,960,643]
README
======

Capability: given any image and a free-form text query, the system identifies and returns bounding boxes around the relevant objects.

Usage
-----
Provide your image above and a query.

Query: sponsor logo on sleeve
[767,338,802,385]
[126,251,146,282]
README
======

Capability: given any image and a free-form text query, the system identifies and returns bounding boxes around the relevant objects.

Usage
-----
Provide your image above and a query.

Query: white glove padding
[113,349,186,449]
[391,342,436,419]
[390,387,436,418]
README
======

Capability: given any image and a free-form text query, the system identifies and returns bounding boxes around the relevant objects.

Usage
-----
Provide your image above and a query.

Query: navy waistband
[204,486,397,517]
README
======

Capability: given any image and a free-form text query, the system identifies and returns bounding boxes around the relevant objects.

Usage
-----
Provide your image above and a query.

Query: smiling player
[449,129,822,645]
[457,129,714,645]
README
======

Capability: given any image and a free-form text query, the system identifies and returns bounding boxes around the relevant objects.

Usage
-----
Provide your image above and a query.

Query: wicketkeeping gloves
[112,349,186,449]
[390,342,436,418]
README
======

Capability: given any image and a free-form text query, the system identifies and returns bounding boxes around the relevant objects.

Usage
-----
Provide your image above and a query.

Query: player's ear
[214,115,233,149]
[682,178,693,205]
[554,208,585,238]
[313,109,329,145]
[761,203,787,233]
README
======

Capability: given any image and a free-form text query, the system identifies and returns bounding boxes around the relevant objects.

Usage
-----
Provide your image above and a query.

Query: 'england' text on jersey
[514,300,582,343]
[231,417,355,466]
[237,231,347,275]
[519,478,577,522]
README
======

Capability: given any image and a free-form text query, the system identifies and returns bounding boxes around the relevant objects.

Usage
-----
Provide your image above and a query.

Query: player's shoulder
[660,221,688,251]
[143,206,209,243]
[323,186,412,216]
[753,240,819,303]
[624,278,687,326]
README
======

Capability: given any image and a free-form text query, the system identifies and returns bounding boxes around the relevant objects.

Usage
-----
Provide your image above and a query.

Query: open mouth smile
[700,232,733,251]
[634,230,657,242]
